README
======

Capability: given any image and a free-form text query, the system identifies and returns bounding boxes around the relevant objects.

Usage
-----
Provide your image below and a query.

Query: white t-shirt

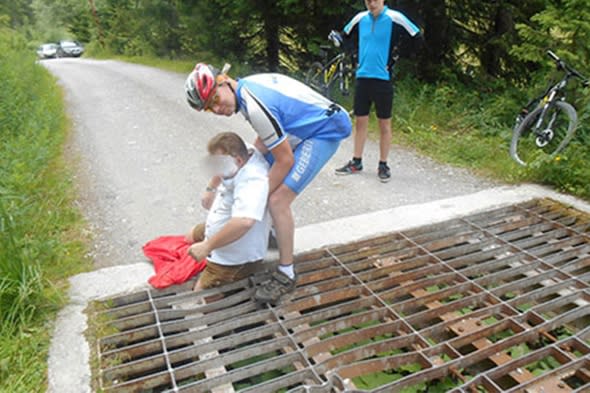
[205,149,270,265]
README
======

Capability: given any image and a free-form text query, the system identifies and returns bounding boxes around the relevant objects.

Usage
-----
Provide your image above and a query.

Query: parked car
[36,43,59,59]
[57,40,84,57]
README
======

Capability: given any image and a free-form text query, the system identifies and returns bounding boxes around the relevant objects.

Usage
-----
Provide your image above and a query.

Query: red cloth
[143,235,207,289]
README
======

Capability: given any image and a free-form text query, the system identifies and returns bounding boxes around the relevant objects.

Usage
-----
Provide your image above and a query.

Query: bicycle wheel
[305,62,329,97]
[509,100,578,166]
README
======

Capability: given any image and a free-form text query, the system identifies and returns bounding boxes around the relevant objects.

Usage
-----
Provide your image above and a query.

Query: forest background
[0,0,589,391]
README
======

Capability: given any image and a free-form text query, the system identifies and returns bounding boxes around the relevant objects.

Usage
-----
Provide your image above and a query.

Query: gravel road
[42,58,499,268]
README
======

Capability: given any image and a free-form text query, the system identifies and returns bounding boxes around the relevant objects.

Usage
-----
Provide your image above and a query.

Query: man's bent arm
[208,217,256,250]
[189,217,256,261]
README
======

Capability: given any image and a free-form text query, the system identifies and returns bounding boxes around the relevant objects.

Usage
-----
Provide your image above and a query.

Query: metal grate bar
[90,199,590,392]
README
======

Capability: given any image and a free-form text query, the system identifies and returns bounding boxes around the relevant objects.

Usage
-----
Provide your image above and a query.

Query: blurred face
[365,0,385,17]
[206,83,236,116]
[204,153,240,179]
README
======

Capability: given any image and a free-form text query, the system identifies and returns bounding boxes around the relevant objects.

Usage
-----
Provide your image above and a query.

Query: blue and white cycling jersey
[236,74,352,152]
[344,6,420,81]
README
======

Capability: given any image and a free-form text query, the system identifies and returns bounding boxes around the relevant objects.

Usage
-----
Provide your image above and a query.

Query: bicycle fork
[532,92,559,148]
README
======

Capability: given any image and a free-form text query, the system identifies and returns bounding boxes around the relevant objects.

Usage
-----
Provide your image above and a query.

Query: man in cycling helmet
[185,63,352,305]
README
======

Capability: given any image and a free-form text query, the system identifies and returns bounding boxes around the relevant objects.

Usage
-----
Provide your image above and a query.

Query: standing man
[334,0,421,182]
[185,64,352,304]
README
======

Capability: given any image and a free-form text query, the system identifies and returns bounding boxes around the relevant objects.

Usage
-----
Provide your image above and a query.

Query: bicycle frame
[322,52,348,93]
[306,44,353,98]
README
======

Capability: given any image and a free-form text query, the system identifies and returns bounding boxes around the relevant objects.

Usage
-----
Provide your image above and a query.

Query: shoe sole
[379,176,391,183]
[335,170,362,176]
[254,298,275,308]
[254,292,294,307]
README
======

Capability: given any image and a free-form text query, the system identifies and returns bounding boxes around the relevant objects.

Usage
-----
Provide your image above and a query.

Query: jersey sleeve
[241,86,286,150]
[343,11,367,35]
[388,10,420,36]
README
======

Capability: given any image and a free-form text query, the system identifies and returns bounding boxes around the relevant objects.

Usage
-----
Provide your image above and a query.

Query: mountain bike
[510,50,589,166]
[305,32,354,99]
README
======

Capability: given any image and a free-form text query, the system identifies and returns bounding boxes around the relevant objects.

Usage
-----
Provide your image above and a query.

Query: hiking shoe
[254,268,296,305]
[335,160,363,175]
[378,163,391,183]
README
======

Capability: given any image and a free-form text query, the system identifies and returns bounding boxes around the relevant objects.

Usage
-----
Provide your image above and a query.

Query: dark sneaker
[378,163,391,183]
[254,268,296,305]
[335,160,363,175]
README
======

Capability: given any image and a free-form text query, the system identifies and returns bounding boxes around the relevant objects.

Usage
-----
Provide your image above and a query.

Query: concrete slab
[47,184,590,393]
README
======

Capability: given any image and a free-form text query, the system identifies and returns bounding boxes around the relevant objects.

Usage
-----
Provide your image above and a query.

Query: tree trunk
[261,3,280,71]
[88,0,104,47]
[396,0,449,82]
[481,6,514,77]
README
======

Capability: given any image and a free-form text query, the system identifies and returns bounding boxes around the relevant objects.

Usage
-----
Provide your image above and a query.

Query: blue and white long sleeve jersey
[236,74,351,151]
[344,6,420,81]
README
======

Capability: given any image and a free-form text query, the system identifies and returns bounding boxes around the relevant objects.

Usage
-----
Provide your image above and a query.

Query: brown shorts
[198,260,264,289]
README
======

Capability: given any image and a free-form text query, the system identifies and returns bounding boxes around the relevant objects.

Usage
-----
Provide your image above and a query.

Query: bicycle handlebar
[546,50,559,62]
[546,49,588,82]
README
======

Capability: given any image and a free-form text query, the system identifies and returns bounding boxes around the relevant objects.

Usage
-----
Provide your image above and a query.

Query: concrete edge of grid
[47,183,590,393]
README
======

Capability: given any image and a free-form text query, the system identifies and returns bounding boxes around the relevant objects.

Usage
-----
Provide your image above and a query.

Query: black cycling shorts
[353,78,394,119]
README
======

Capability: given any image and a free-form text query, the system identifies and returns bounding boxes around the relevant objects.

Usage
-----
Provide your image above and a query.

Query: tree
[94,0,181,56]
[0,0,33,29]
[393,0,447,82]
[30,0,92,43]
[514,0,590,68]
[177,0,362,72]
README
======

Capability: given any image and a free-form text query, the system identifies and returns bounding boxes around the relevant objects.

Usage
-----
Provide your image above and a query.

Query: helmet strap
[226,82,239,113]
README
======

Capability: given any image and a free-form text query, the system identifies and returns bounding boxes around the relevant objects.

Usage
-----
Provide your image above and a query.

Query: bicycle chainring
[536,129,554,147]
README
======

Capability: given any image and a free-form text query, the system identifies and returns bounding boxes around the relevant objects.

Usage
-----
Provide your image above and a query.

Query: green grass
[0,28,91,393]
[391,75,523,181]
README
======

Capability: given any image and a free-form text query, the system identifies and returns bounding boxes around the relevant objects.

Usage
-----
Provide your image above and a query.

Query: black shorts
[353,78,394,119]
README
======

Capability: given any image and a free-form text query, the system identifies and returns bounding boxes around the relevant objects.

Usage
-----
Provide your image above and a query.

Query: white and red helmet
[184,63,218,111]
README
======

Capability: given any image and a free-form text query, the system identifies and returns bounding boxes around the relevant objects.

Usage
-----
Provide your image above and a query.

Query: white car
[36,43,59,59]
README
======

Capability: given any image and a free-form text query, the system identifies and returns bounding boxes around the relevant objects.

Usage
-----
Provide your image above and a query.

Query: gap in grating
[87,198,590,392]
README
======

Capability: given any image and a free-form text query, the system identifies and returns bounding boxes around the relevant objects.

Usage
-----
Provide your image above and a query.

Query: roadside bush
[1,27,60,328]
[0,25,90,392]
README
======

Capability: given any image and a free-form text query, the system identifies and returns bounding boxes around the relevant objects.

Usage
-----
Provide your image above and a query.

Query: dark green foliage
[0,0,33,29]
[0,29,59,329]
[98,0,182,57]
